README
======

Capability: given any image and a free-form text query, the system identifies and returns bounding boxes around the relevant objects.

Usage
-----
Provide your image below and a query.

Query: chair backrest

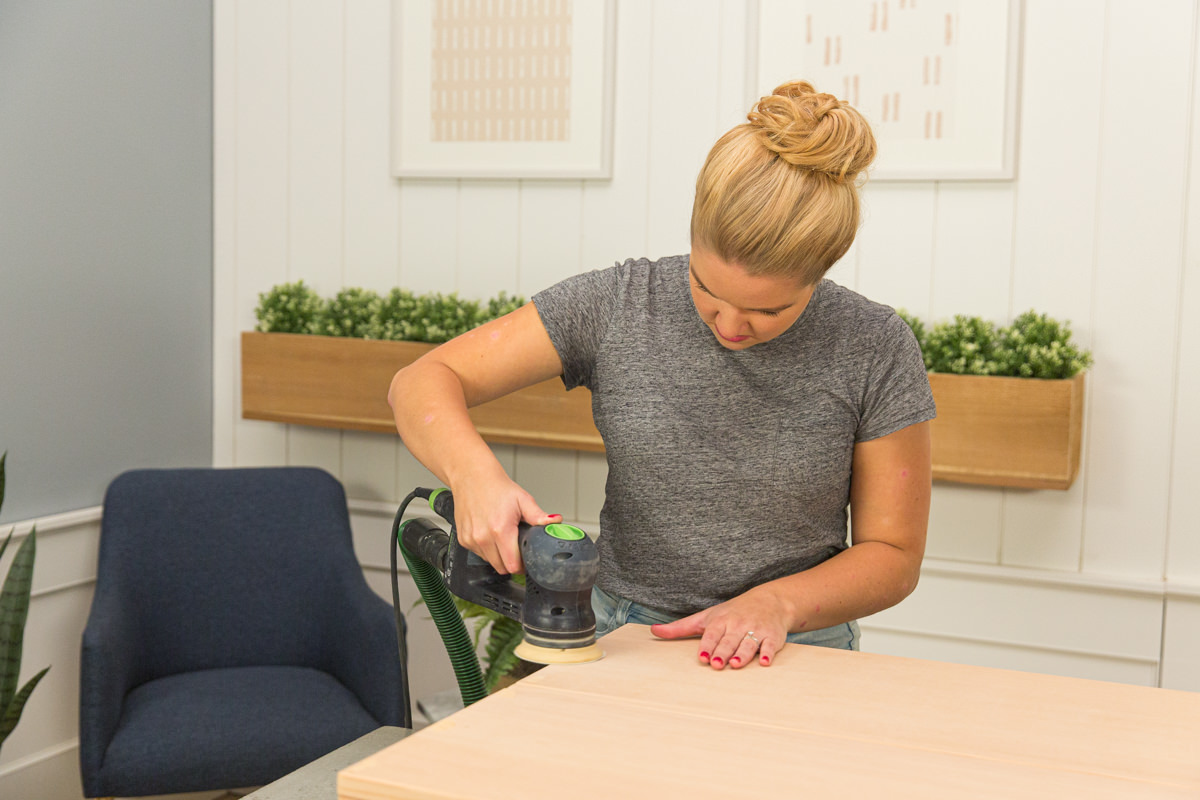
[96,466,368,682]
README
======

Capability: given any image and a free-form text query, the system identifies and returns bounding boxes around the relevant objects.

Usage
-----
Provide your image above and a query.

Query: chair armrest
[320,583,404,726]
[79,589,143,781]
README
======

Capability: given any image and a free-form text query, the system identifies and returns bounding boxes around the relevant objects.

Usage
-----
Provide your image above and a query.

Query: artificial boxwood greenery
[254,281,525,344]
[253,282,1091,379]
[897,309,1092,380]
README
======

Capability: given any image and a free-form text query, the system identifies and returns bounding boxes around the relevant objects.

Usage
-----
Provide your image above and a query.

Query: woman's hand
[450,464,561,574]
[649,587,792,669]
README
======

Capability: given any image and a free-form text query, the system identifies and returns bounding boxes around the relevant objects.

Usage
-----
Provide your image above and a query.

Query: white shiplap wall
[211,0,1200,697]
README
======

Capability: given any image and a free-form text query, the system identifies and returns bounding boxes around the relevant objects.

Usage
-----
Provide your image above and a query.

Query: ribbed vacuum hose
[399,541,489,707]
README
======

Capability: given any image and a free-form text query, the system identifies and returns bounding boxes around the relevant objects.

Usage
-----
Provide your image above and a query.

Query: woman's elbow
[387,367,408,410]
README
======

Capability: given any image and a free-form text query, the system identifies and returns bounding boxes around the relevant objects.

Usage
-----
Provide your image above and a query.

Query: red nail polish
[761,656,770,665]
[712,657,723,666]
[699,651,710,659]
[731,656,740,665]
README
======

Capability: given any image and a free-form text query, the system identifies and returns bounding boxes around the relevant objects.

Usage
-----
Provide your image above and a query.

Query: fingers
[456,520,518,574]
[757,636,782,668]
[649,614,705,641]
[455,504,523,574]
[694,618,785,670]
[456,488,565,574]
[709,629,761,670]
[518,494,563,527]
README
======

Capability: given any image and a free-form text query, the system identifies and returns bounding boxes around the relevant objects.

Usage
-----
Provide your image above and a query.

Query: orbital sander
[391,487,603,721]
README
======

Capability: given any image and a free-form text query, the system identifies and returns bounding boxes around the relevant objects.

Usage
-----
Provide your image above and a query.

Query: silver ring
[744,631,759,644]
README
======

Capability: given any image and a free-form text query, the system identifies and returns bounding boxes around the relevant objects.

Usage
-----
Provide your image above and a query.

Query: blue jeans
[591,585,860,651]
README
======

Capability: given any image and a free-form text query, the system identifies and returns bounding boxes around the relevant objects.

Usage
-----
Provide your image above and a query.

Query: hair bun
[747,80,876,182]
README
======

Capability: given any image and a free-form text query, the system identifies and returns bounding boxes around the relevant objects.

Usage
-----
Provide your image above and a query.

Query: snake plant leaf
[0,527,40,741]
[0,453,8,581]
[0,665,49,746]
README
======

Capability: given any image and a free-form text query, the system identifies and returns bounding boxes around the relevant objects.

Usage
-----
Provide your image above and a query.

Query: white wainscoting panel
[342,429,399,504]
[645,0,723,260]
[288,0,345,295]
[0,743,83,800]
[862,560,1164,684]
[232,0,291,468]
[581,0,652,270]
[1161,592,1200,692]
[999,0,1097,573]
[344,0,402,295]
[459,181,522,298]
[1081,0,1194,579]
[398,179,460,294]
[287,426,344,481]
[1169,0,1200,587]
[929,182,1015,322]
[1001,482,1088,573]
[925,484,1003,565]
[1008,0,1104,327]
[212,0,238,468]
[519,181,585,296]
[859,628,1160,687]
[855,183,937,316]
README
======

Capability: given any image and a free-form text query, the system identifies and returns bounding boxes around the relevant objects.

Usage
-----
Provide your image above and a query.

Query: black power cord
[390,489,429,729]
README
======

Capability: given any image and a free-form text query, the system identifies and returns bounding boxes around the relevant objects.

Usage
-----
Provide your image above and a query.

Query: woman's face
[688,246,815,350]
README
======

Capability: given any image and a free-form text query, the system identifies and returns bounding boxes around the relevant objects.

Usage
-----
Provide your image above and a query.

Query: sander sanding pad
[514,640,605,665]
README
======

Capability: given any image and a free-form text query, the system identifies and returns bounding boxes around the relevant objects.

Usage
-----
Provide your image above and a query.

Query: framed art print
[750,0,1022,180]
[391,0,616,179]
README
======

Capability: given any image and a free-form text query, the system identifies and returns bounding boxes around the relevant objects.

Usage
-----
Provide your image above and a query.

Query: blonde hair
[690,80,877,286]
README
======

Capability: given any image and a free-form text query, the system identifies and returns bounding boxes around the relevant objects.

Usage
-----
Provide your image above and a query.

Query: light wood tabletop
[338,624,1200,799]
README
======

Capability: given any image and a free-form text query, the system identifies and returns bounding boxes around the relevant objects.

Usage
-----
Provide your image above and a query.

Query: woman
[389,81,935,671]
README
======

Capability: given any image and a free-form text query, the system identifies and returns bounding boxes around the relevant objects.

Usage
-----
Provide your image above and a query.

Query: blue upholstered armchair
[79,467,404,798]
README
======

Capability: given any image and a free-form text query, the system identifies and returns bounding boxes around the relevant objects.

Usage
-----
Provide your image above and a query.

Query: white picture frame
[391,0,616,179]
[748,0,1022,181]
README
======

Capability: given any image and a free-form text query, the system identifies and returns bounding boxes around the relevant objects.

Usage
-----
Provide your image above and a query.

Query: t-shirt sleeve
[532,264,622,391]
[857,313,937,442]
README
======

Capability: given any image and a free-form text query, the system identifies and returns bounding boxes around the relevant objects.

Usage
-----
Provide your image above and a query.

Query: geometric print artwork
[431,0,572,142]
[800,0,959,141]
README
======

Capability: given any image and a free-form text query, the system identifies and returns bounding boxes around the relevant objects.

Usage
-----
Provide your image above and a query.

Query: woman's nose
[718,307,749,333]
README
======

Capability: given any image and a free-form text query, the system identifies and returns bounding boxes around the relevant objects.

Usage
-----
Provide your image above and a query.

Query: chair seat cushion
[94,664,381,796]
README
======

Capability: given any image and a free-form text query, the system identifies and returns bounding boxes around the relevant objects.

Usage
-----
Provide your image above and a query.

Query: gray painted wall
[0,1,213,522]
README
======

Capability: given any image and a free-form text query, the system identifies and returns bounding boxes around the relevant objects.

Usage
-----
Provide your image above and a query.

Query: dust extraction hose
[391,491,488,728]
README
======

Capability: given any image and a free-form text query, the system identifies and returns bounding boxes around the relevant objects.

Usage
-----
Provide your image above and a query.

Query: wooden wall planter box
[241,333,1085,490]
[928,372,1086,491]
[240,332,602,452]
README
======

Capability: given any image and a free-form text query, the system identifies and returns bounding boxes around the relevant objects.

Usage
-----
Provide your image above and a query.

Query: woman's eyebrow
[690,266,793,314]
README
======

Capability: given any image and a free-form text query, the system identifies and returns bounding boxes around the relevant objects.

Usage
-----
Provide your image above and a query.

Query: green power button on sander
[390,486,604,722]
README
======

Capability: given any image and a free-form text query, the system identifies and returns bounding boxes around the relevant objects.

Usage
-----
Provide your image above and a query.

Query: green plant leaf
[255,282,527,344]
[902,310,1092,379]
[0,527,37,742]
[320,287,385,339]
[0,665,49,747]
[482,618,525,691]
[254,280,325,334]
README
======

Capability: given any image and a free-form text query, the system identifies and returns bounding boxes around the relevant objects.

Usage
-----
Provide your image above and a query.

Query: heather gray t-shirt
[532,255,935,616]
